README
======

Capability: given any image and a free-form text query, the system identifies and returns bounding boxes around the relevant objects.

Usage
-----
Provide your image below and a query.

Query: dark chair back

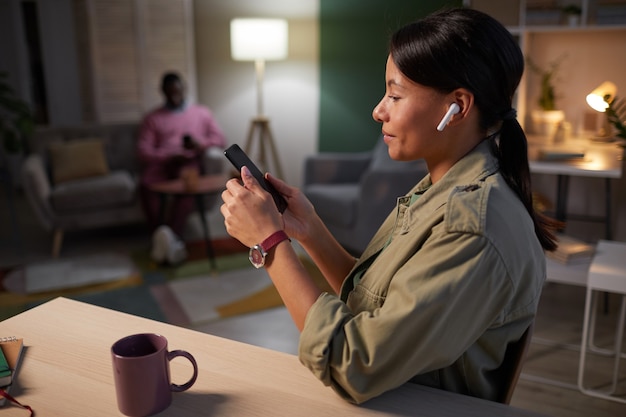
[499,321,534,404]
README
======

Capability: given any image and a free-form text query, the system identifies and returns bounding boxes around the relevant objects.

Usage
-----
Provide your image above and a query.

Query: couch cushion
[50,171,136,212]
[48,138,109,184]
[305,184,359,227]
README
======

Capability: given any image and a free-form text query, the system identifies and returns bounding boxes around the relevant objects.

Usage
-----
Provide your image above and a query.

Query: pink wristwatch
[249,230,290,268]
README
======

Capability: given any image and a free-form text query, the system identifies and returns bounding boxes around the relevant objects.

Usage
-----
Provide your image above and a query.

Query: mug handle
[167,350,199,392]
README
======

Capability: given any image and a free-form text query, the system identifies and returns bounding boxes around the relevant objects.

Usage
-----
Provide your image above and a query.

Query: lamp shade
[586,81,617,112]
[231,18,288,61]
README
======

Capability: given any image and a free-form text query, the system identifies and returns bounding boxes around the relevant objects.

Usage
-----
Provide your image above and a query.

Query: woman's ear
[445,89,474,127]
[454,89,474,116]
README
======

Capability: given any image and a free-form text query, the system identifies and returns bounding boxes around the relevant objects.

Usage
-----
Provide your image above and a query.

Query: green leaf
[606,98,626,140]
[2,130,22,153]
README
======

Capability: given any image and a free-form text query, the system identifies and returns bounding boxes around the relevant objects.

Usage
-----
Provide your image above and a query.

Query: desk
[527,135,623,239]
[0,298,547,417]
[149,174,227,270]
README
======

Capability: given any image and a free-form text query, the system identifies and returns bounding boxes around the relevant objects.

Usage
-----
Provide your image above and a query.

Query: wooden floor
[511,283,626,416]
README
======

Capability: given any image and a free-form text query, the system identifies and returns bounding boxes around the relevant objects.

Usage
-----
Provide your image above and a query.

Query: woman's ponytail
[492,117,561,251]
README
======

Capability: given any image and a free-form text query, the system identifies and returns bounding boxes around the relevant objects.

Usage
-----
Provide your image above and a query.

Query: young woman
[221,7,558,404]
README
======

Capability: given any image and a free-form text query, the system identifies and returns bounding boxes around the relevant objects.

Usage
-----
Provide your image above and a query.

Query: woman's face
[372,55,448,162]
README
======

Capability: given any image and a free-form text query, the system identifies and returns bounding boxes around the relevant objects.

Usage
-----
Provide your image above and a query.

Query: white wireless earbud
[436,103,461,131]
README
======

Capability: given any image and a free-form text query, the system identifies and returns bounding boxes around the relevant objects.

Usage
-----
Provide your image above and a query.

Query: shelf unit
[466,0,626,31]
[466,0,626,134]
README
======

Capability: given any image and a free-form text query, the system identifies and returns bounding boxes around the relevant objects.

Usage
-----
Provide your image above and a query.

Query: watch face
[249,246,265,268]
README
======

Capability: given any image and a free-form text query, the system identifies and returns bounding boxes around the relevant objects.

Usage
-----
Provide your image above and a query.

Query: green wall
[318,0,460,152]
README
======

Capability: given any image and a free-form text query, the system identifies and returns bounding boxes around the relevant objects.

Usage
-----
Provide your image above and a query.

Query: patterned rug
[0,237,331,326]
[150,250,333,327]
[0,237,251,323]
[3,252,138,294]
[151,267,281,326]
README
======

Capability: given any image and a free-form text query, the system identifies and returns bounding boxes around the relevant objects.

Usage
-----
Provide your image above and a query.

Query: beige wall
[193,0,319,187]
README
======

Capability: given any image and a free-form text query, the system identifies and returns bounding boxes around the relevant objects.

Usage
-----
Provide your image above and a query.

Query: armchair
[21,123,224,257]
[303,137,428,255]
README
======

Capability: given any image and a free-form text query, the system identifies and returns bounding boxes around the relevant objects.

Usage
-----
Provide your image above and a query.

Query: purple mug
[111,333,198,417]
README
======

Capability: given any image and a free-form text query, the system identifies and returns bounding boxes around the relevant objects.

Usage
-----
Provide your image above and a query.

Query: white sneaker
[151,225,187,265]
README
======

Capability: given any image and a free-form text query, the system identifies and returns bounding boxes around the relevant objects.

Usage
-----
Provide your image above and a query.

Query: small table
[0,297,549,416]
[149,174,227,270]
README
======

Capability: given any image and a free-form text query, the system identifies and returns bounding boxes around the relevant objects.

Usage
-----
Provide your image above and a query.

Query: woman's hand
[264,173,318,243]
[221,167,285,247]
[223,167,354,296]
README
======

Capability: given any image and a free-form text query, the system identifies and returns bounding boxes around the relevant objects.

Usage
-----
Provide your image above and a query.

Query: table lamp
[230,18,288,177]
[586,81,617,140]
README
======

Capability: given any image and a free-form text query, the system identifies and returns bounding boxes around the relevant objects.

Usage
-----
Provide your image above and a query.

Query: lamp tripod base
[244,117,284,179]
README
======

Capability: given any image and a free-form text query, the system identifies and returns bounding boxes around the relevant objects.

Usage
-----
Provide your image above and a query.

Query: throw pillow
[48,138,109,184]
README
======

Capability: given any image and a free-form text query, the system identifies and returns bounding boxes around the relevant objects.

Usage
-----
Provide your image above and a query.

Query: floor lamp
[230,18,288,178]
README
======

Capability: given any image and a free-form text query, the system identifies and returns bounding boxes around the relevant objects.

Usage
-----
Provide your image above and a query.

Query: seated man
[138,72,226,262]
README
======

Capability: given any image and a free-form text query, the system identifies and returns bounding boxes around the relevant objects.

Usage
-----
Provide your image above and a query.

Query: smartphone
[224,144,288,213]
[182,134,194,149]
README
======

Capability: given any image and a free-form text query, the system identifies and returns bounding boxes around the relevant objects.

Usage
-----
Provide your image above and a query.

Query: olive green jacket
[298,140,545,404]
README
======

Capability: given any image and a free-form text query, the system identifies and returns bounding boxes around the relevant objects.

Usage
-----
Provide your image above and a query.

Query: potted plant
[526,54,567,139]
[562,4,582,26]
[0,71,34,186]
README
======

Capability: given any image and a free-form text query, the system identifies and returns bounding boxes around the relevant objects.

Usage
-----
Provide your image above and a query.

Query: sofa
[21,123,223,257]
[303,136,428,256]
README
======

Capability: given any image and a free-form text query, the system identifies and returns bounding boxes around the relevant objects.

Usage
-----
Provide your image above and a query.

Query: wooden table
[149,174,227,270]
[0,298,547,417]
[527,135,624,239]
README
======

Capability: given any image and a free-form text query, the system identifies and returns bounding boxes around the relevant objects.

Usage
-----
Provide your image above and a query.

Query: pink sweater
[138,104,226,183]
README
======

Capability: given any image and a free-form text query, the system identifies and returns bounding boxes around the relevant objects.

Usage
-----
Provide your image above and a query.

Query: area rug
[152,254,334,326]
[3,252,137,294]
[0,237,332,328]
[151,267,282,326]
[0,237,250,323]
[0,253,142,313]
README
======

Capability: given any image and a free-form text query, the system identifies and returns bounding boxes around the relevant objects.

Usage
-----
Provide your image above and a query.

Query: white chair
[520,256,591,390]
[578,240,626,403]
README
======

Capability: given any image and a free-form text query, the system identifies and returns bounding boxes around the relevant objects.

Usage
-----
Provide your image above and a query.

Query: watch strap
[260,230,290,253]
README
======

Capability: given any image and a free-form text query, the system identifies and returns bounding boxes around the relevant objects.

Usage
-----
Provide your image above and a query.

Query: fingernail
[242,166,252,178]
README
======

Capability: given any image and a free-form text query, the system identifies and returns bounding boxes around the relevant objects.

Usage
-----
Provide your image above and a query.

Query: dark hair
[390,8,559,251]
[161,72,183,91]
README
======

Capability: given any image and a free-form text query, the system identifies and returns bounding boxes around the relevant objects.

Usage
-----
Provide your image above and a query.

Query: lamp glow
[586,81,619,140]
[586,81,617,112]
[231,19,288,61]
[229,17,288,178]
[230,18,288,118]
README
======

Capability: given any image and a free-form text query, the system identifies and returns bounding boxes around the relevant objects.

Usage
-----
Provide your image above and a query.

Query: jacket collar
[409,139,499,213]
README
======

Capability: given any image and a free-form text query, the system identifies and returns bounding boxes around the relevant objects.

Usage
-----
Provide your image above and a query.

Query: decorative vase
[531,110,565,141]
[567,15,580,27]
